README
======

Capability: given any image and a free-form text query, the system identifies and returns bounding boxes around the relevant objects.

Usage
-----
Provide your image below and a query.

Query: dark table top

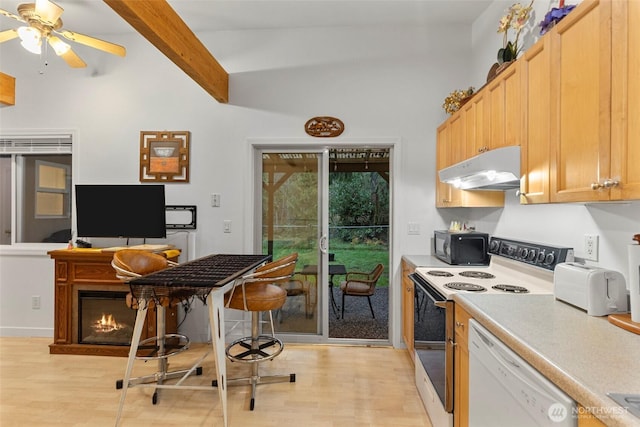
[301,264,347,275]
[128,254,271,301]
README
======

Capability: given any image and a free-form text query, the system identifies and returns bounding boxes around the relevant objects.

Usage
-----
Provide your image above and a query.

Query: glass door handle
[319,235,328,253]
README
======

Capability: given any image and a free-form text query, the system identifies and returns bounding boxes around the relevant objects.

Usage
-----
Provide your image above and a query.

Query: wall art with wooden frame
[140,131,190,182]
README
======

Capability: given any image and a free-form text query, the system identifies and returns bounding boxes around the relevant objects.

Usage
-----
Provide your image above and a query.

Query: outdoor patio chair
[339,263,384,319]
[276,272,316,321]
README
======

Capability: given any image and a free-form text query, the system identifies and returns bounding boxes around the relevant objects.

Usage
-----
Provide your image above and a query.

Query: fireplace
[78,290,135,345]
[48,249,178,356]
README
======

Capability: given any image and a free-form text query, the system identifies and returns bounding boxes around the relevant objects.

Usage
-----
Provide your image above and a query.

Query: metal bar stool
[111,249,195,405]
[214,253,298,410]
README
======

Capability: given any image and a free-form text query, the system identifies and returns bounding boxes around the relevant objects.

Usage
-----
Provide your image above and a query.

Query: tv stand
[47,249,179,357]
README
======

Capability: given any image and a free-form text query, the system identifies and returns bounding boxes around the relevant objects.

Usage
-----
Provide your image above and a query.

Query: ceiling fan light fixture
[49,36,70,55]
[17,26,42,54]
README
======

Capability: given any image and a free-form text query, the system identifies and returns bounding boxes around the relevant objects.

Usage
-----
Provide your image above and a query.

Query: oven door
[410,273,454,413]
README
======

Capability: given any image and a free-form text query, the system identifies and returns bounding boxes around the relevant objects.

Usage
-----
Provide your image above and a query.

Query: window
[0,135,73,245]
[35,160,71,218]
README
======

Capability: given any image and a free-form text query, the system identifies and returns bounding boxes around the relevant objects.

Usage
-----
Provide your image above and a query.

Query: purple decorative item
[539,3,576,35]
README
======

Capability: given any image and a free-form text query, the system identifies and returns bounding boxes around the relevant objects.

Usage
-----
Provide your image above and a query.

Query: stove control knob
[520,248,529,259]
[545,252,555,265]
[537,251,546,263]
[490,240,500,253]
[527,250,537,262]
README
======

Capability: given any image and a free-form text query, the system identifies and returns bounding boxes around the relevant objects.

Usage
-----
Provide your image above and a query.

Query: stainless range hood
[438,145,521,190]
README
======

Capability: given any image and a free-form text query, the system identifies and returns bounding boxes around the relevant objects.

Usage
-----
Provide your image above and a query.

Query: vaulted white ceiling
[0,0,493,36]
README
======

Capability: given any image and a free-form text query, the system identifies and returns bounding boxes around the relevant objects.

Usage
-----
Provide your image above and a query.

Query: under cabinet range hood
[438,145,521,190]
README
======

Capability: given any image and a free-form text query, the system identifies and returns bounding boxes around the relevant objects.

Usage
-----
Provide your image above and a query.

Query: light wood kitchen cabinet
[519,36,552,204]
[453,303,471,427]
[449,111,466,164]
[436,119,504,208]
[436,122,458,207]
[401,259,416,363]
[549,0,640,202]
[610,0,640,200]
[466,91,487,156]
[485,61,521,153]
[462,99,476,158]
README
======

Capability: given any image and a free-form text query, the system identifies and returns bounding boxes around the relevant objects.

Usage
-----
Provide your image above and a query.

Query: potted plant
[539,0,576,35]
[497,1,534,65]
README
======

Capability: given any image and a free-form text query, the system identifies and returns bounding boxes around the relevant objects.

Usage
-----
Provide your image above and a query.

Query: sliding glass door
[255,146,392,342]
[257,149,328,338]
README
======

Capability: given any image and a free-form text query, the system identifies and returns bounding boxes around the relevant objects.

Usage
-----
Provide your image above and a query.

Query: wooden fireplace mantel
[48,249,178,357]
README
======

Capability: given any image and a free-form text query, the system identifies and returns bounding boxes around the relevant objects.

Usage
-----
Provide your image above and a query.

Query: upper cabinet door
[449,112,466,164]
[436,123,454,207]
[610,0,640,200]
[549,0,612,202]
[487,62,521,152]
[520,37,551,204]
[471,91,489,156]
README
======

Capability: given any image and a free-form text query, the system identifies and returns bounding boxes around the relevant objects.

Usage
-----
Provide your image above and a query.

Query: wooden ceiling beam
[103,0,228,103]
[0,72,16,106]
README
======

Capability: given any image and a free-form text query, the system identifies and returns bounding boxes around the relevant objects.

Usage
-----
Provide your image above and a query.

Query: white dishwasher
[468,320,577,427]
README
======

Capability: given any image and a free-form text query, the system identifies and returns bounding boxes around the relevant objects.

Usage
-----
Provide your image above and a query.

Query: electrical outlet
[223,220,231,233]
[31,295,41,310]
[584,234,599,261]
[211,193,221,207]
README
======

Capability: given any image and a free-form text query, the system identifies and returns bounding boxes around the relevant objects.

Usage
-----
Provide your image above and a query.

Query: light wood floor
[0,337,432,427]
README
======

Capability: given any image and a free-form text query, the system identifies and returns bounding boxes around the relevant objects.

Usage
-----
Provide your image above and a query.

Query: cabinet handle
[592,179,620,190]
[448,338,457,347]
[455,321,465,328]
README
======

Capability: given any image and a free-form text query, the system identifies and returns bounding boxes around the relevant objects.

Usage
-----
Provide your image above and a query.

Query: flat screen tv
[75,185,166,239]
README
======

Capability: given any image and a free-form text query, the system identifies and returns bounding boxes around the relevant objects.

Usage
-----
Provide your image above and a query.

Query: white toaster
[554,262,629,316]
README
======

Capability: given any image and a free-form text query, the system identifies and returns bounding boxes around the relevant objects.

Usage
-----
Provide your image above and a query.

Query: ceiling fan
[0,0,125,68]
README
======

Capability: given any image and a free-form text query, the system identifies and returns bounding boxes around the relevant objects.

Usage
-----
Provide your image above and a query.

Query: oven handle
[408,273,447,304]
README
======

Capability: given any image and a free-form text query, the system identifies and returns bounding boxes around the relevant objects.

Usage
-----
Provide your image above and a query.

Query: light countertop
[453,293,640,427]
[402,254,450,268]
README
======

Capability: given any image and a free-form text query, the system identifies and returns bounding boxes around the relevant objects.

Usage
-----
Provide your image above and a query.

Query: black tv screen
[75,185,166,239]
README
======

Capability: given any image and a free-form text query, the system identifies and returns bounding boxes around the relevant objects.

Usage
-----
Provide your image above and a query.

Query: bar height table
[115,253,271,427]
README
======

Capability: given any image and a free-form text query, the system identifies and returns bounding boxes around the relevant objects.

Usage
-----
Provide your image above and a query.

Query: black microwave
[433,230,490,265]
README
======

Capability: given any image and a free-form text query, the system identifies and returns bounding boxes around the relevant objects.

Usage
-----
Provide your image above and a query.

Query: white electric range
[409,237,574,427]
[415,236,575,299]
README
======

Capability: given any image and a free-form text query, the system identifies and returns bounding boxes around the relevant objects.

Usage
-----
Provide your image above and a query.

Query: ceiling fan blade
[0,7,25,23]
[48,36,85,68]
[60,49,86,68]
[58,30,126,57]
[34,0,64,25]
[0,29,18,43]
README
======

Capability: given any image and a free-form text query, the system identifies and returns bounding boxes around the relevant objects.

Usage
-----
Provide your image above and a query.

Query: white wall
[0,21,472,344]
